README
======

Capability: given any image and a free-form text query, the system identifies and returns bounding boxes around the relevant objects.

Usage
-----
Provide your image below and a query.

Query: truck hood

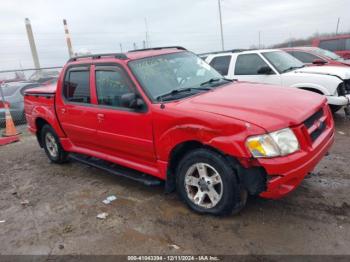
[176,82,326,132]
[294,65,350,80]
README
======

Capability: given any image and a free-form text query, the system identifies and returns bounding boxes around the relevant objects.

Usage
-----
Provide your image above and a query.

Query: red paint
[23,49,334,199]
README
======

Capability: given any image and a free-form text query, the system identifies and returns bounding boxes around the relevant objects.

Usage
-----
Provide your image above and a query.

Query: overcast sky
[0,0,349,71]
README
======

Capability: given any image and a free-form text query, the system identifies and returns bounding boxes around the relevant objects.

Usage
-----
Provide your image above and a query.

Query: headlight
[246,128,299,158]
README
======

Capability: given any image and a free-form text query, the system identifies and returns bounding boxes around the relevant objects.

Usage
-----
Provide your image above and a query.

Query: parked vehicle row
[24,47,335,216]
[0,71,59,124]
[203,49,350,114]
[282,47,350,67]
[312,34,350,59]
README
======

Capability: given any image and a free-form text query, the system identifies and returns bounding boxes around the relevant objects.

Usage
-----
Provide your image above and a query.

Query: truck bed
[24,83,57,134]
[24,83,57,96]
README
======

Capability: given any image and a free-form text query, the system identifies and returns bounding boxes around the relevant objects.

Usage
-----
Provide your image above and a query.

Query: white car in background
[203,49,350,113]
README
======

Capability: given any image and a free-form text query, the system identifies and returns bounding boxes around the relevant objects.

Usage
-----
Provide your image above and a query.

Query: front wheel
[41,125,68,164]
[176,148,246,216]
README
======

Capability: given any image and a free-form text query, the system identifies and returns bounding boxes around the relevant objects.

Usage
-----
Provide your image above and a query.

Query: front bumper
[257,111,335,199]
[326,94,350,106]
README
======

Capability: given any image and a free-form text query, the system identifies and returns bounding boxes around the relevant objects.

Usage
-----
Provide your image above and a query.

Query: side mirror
[121,93,145,110]
[257,66,273,75]
[312,59,327,65]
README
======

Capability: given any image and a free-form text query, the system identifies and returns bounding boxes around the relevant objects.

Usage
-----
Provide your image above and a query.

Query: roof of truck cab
[126,48,185,60]
[206,49,282,57]
[66,48,186,65]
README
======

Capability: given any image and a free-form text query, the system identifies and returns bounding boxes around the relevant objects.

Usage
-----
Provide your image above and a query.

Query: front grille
[303,107,327,142]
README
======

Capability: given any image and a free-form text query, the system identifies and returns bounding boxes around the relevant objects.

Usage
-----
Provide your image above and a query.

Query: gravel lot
[0,112,349,256]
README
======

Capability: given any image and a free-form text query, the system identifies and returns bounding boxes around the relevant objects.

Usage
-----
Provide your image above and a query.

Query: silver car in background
[0,81,41,125]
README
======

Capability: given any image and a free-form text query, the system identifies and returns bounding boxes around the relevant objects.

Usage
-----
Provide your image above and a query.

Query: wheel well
[35,118,50,147]
[165,141,238,193]
[299,87,323,95]
[165,140,267,195]
[168,141,203,175]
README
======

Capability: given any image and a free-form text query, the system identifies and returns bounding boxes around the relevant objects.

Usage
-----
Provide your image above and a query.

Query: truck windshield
[312,48,345,61]
[262,51,304,73]
[128,51,226,101]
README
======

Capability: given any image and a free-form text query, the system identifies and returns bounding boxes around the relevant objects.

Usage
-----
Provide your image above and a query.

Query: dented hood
[177,82,326,132]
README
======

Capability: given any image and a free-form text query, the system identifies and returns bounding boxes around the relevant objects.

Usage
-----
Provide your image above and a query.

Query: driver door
[92,64,157,166]
[233,53,282,86]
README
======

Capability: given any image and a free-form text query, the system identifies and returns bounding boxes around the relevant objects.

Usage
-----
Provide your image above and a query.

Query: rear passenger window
[95,67,135,108]
[63,69,90,103]
[235,54,269,75]
[209,55,231,75]
[288,51,322,63]
[346,39,350,50]
[319,39,345,51]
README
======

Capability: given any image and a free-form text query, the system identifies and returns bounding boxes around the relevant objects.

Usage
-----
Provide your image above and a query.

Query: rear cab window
[63,67,91,104]
[319,39,345,52]
[209,55,231,75]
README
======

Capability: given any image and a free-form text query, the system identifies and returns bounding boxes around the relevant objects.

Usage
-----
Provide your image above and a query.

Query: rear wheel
[41,125,68,163]
[176,148,246,216]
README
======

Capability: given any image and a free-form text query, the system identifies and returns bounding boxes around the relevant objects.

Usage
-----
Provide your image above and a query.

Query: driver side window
[95,66,136,108]
[235,54,271,75]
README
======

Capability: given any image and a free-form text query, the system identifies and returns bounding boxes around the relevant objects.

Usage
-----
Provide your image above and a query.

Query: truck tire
[176,148,246,216]
[41,125,68,164]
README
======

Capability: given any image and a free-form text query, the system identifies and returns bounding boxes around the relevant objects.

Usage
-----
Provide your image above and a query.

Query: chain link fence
[0,67,62,131]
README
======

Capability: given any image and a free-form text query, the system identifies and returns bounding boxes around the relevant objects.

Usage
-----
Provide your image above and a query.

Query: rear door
[56,66,99,150]
[92,64,156,165]
[233,53,282,85]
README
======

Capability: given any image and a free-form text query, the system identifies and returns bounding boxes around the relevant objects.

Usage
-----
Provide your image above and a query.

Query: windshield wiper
[282,65,305,73]
[200,77,233,87]
[200,78,222,86]
[156,87,212,101]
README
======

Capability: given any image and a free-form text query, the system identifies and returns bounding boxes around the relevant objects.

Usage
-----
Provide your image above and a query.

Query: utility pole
[218,0,225,51]
[63,19,74,58]
[24,18,40,69]
[258,31,261,49]
[143,40,146,49]
[133,42,137,50]
[119,43,123,52]
[144,18,150,48]
[336,17,340,35]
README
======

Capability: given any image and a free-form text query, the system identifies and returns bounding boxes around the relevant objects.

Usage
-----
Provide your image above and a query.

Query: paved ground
[0,112,349,255]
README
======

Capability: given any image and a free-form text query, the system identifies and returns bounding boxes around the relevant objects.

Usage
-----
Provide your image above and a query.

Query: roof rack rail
[198,49,248,56]
[68,53,128,62]
[128,46,187,53]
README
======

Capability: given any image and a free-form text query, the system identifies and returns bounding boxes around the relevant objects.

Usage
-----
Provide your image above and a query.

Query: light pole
[336,17,340,35]
[218,0,225,51]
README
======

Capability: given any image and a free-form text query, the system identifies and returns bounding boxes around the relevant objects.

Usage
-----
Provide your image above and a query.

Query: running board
[69,153,163,187]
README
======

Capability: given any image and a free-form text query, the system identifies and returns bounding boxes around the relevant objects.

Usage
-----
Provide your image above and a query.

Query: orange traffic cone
[0,103,20,146]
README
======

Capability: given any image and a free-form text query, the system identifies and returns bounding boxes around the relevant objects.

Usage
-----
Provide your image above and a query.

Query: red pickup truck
[24,47,335,215]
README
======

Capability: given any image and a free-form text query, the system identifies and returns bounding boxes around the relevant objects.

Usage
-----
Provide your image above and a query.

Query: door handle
[97,113,104,122]
[60,108,66,114]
